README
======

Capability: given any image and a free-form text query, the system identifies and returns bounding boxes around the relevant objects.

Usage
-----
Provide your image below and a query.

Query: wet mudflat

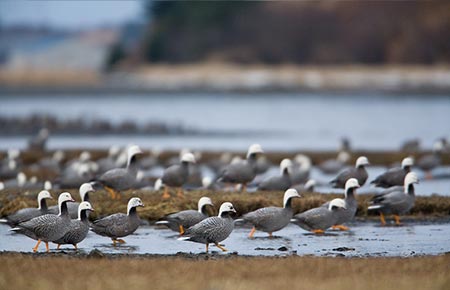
[2,220,449,257]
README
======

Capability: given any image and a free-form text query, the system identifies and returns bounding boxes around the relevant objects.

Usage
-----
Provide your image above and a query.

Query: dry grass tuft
[0,253,449,290]
[2,189,450,222]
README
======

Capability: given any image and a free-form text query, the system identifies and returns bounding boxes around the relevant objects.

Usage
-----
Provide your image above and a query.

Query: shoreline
[1,64,450,95]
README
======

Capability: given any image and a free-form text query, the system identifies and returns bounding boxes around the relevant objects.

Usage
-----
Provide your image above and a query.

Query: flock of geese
[0,137,448,253]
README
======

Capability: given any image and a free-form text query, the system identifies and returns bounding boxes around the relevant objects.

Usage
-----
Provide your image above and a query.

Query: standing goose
[293,179,316,194]
[257,159,292,191]
[241,189,301,238]
[330,156,369,188]
[318,151,351,174]
[156,197,213,235]
[218,144,264,192]
[290,154,312,185]
[95,145,143,199]
[371,157,413,188]
[161,152,196,199]
[91,197,144,246]
[54,201,94,250]
[48,183,95,219]
[291,198,347,234]
[322,178,360,231]
[368,172,419,226]
[11,192,75,252]
[417,140,444,179]
[178,202,236,253]
[0,190,53,227]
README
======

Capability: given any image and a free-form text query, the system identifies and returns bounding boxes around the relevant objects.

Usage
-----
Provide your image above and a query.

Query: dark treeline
[139,1,450,65]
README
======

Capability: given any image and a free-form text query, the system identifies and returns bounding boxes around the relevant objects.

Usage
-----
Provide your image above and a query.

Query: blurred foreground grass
[0,253,448,290]
[1,189,449,221]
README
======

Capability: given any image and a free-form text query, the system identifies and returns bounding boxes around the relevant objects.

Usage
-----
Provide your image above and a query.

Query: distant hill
[139,1,450,65]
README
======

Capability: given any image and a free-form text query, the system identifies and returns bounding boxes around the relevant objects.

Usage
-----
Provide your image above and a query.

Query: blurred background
[0,0,449,151]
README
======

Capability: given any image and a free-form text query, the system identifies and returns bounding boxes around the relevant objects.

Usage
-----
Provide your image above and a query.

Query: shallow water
[1,93,449,151]
[1,221,449,257]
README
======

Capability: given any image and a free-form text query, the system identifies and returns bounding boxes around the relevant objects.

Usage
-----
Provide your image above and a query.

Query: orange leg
[394,214,402,226]
[205,243,209,253]
[268,232,273,238]
[177,187,184,198]
[32,239,42,252]
[105,186,118,200]
[57,244,61,250]
[248,227,256,238]
[332,225,350,231]
[215,242,228,252]
[178,225,185,235]
[380,212,386,226]
[45,242,50,253]
[162,187,171,199]
[312,229,325,234]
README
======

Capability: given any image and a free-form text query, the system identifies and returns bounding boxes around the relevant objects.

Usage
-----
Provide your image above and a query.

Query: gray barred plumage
[242,189,300,237]
[48,183,95,219]
[11,192,75,252]
[371,157,413,188]
[1,190,53,227]
[156,197,213,234]
[218,144,264,189]
[53,201,94,250]
[90,197,144,245]
[322,178,360,228]
[368,172,419,225]
[95,146,142,199]
[292,198,347,232]
[330,156,369,188]
[179,202,236,252]
[257,159,292,191]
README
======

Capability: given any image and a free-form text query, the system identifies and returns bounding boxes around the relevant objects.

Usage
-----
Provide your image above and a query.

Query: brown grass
[1,189,450,222]
[0,253,449,290]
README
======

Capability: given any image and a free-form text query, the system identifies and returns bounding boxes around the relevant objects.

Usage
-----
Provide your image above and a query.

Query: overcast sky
[0,0,144,29]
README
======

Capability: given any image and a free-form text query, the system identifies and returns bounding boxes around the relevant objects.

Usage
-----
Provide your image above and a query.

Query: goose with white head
[368,172,419,226]
[156,196,214,235]
[95,145,143,199]
[330,156,369,188]
[241,188,301,238]
[48,182,95,218]
[322,178,360,231]
[178,202,236,253]
[54,201,94,250]
[257,158,293,191]
[371,157,414,188]
[290,154,312,185]
[91,197,144,246]
[417,140,444,179]
[11,192,75,252]
[0,190,53,227]
[161,152,196,199]
[293,179,316,194]
[318,151,351,174]
[218,144,264,192]
[292,198,347,234]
